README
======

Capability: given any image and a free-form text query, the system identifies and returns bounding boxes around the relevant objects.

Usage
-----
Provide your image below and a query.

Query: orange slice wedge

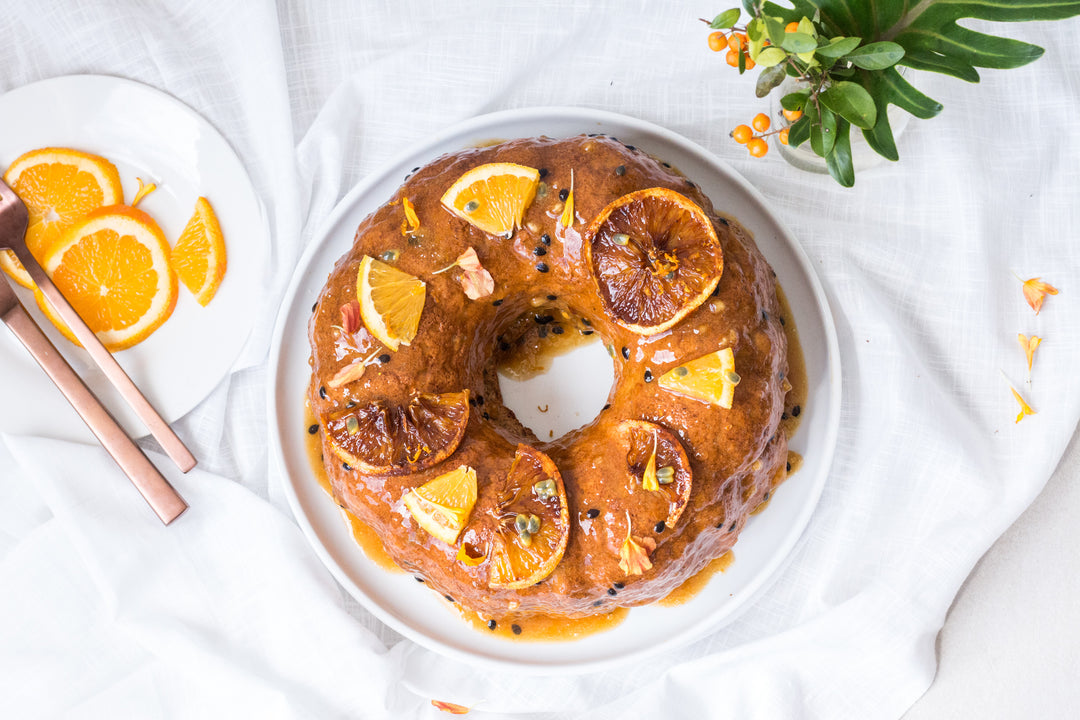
[658,347,740,408]
[172,197,227,306]
[585,187,723,335]
[324,390,470,475]
[1,147,123,289]
[357,255,426,351]
[35,205,178,351]
[403,465,478,545]
[440,163,539,238]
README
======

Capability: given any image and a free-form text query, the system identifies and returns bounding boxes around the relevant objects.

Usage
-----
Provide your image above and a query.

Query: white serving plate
[267,107,841,673]
[0,75,267,442]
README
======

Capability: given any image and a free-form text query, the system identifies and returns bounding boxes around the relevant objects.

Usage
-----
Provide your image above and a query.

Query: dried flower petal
[641,434,659,492]
[560,169,575,228]
[1010,386,1036,423]
[432,700,471,715]
[401,197,420,236]
[1021,277,1058,315]
[455,246,483,273]
[618,513,656,575]
[461,268,495,300]
[1018,333,1041,374]
[339,300,361,334]
[131,177,157,208]
[328,360,367,388]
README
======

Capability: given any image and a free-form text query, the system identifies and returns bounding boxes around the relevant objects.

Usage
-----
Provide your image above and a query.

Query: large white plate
[267,108,841,673]
[0,75,267,442]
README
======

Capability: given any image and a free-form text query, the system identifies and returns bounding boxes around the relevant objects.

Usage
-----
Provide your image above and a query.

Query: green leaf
[815,36,862,59]
[781,31,818,52]
[798,16,816,36]
[826,120,855,188]
[756,47,789,67]
[781,90,809,111]
[811,106,838,157]
[756,64,789,96]
[764,15,787,45]
[738,46,747,73]
[820,80,877,129]
[787,115,812,147]
[847,41,905,69]
[710,9,741,29]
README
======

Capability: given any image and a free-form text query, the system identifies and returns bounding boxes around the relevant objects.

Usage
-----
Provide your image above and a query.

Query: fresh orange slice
[618,420,693,533]
[658,347,740,409]
[325,390,470,475]
[478,444,569,590]
[404,465,478,545]
[1,147,123,289]
[35,205,178,351]
[585,187,723,335]
[440,162,539,238]
[357,255,426,351]
[171,197,227,306]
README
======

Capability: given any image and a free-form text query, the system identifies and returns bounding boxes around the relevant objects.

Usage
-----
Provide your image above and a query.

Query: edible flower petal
[431,700,471,715]
[618,513,656,575]
[1021,277,1058,315]
[1010,386,1036,424]
[401,197,421,236]
[1018,333,1041,375]
[559,169,575,228]
[455,246,484,273]
[132,177,157,208]
[641,434,659,492]
[434,247,495,299]
[328,360,367,388]
[339,300,361,334]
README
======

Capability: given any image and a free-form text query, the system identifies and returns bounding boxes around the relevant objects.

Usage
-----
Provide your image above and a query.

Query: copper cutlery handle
[2,302,188,524]
[14,245,197,473]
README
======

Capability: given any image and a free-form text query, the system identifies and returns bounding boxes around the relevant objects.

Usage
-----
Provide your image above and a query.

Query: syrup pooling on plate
[306,134,802,628]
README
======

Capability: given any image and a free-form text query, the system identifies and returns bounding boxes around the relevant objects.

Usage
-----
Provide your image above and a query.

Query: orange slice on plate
[1,147,124,289]
[440,162,539,238]
[357,255,426,351]
[403,465,478,545]
[585,187,723,335]
[658,347,740,408]
[324,390,470,475]
[34,205,178,352]
[172,196,227,306]
[479,444,569,589]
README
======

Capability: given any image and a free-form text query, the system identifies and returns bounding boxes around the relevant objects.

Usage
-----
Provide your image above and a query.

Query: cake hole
[498,338,613,440]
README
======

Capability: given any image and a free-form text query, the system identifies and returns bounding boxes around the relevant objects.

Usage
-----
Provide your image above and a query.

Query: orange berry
[752,113,771,133]
[708,32,726,52]
[747,138,769,158]
[779,128,790,145]
[727,33,748,52]
[786,21,800,33]
[782,108,803,122]
[731,124,754,144]
[725,49,739,67]
[743,55,756,70]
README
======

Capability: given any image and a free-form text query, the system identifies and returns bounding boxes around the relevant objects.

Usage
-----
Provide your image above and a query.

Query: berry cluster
[730,107,804,158]
[707,30,756,70]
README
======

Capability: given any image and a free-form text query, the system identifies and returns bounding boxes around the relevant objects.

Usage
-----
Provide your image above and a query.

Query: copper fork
[0,178,196,473]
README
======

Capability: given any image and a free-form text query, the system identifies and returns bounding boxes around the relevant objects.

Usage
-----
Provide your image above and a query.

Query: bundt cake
[308,134,791,622]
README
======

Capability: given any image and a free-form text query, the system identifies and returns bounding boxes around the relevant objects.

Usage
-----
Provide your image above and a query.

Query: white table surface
[905,421,1080,718]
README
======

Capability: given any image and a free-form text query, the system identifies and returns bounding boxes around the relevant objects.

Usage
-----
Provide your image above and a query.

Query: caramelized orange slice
[403,465,478,545]
[325,390,469,475]
[483,444,569,589]
[619,420,693,532]
[1,147,123,288]
[440,163,539,238]
[585,187,723,335]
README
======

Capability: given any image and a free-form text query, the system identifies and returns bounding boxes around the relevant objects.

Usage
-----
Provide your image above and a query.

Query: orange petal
[432,700,471,714]
[641,434,659,492]
[618,514,655,575]
[1010,386,1036,423]
[401,197,421,235]
[1017,333,1041,373]
[559,169,575,228]
[1021,277,1058,315]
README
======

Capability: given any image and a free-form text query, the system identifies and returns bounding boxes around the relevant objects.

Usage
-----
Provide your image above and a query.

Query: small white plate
[267,108,841,673]
[0,75,267,442]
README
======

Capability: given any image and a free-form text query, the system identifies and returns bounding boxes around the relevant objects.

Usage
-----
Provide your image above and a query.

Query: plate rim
[266,105,841,674]
[0,72,269,438]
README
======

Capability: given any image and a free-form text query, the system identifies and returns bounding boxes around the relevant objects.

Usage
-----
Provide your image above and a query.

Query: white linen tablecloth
[2,1,1079,717]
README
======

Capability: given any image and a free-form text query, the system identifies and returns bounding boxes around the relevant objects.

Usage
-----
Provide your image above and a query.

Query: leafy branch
[707,0,1080,186]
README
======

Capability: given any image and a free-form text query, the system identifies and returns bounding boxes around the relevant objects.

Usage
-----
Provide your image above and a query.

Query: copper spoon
[0,178,196,473]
